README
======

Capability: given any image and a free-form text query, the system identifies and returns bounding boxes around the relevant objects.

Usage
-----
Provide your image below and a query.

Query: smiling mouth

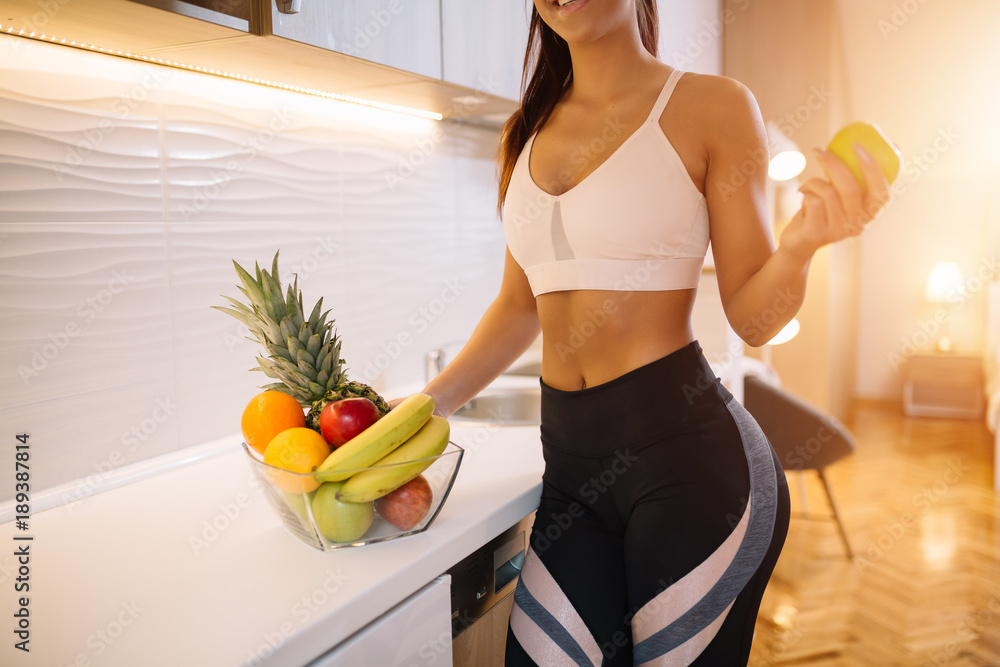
[556,0,579,6]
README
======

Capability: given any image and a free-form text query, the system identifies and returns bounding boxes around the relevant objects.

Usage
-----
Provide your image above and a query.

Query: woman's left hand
[779,144,893,259]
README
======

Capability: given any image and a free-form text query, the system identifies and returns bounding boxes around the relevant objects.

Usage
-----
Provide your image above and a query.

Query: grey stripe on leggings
[632,399,779,664]
[513,580,596,667]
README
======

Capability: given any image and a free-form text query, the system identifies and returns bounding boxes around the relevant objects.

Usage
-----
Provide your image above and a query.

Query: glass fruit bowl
[242,441,464,551]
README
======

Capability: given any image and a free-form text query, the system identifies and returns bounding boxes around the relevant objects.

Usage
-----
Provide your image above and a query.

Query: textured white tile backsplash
[0,37,506,501]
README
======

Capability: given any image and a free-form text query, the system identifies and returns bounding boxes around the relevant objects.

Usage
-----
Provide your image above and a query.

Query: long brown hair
[496,1,660,215]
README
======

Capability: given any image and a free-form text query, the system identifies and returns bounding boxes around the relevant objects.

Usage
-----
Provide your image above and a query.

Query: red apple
[375,475,433,530]
[319,397,380,448]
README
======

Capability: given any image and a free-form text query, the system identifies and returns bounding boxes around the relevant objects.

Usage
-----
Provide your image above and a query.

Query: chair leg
[817,468,854,560]
[797,470,809,515]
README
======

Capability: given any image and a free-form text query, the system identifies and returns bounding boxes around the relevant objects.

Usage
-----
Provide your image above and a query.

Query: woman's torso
[515,66,711,391]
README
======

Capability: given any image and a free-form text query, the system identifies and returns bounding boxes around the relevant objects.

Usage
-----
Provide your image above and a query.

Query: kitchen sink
[450,388,541,426]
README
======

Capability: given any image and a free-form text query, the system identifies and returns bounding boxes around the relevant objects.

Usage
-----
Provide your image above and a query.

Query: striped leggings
[505,341,790,666]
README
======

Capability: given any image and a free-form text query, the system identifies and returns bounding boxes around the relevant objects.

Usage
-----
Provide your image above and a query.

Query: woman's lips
[552,0,590,16]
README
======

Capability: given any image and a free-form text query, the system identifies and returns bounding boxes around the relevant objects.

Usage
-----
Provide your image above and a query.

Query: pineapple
[213,251,391,431]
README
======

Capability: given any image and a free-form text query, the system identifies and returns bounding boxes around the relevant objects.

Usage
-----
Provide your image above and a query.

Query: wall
[722,0,858,420]
[0,0,726,505]
[0,36,506,502]
[836,0,1000,398]
[658,0,724,75]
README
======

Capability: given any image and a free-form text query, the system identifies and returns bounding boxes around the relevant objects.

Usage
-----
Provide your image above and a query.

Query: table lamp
[766,121,806,182]
[924,262,963,352]
[761,317,801,369]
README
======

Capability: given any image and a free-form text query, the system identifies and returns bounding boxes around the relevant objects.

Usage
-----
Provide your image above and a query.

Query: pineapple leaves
[232,260,267,309]
[279,318,297,344]
[215,250,381,408]
[296,348,317,371]
[296,321,311,348]
[305,333,322,358]
[307,298,324,328]
[296,355,318,381]
[286,334,304,358]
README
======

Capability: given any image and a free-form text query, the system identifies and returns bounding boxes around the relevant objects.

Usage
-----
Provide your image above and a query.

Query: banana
[336,415,450,503]
[315,393,434,482]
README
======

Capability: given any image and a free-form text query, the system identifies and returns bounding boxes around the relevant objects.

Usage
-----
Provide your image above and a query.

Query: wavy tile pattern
[0,37,505,501]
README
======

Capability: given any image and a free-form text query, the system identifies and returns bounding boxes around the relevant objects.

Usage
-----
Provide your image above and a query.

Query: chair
[742,374,856,559]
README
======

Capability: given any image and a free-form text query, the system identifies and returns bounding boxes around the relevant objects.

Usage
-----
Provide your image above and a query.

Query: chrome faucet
[425,348,446,384]
[425,341,467,383]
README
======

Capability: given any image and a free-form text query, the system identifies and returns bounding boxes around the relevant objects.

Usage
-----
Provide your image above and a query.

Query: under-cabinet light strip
[0,24,444,121]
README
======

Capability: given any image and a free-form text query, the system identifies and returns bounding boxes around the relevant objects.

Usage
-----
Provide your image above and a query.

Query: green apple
[827,121,902,188]
[284,490,314,520]
[311,481,373,543]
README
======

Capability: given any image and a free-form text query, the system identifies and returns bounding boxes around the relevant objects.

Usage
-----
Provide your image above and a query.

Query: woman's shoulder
[674,71,760,116]
[670,71,765,151]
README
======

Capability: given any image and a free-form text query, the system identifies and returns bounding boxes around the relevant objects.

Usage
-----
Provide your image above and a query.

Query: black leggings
[505,341,790,666]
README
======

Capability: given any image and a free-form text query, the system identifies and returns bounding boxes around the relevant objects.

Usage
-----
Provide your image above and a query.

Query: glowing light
[768,151,807,181]
[766,318,801,346]
[924,262,963,303]
[0,25,444,121]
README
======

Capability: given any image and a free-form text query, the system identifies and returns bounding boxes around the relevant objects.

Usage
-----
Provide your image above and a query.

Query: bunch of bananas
[315,393,449,502]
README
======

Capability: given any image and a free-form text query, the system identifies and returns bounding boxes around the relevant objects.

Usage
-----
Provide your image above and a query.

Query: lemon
[263,428,330,494]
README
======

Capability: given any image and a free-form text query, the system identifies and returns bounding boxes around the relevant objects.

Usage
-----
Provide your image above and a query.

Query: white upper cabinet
[656,0,723,75]
[269,0,443,80]
[441,0,533,102]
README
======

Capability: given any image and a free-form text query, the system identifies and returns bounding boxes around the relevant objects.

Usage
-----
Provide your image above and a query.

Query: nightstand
[903,352,984,418]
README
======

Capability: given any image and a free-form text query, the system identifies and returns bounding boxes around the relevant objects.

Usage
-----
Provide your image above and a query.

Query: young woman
[417,1,891,664]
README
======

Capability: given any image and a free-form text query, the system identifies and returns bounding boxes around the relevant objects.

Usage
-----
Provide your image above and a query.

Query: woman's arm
[419,247,541,418]
[702,77,891,346]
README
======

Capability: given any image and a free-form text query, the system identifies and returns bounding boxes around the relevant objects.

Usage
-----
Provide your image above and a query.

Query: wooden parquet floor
[748,400,1000,666]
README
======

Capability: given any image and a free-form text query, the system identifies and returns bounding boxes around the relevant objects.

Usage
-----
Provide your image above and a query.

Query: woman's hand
[387,395,451,419]
[779,144,893,260]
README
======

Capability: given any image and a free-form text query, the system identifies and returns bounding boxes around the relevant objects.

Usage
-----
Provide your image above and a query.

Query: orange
[263,428,330,493]
[241,391,307,456]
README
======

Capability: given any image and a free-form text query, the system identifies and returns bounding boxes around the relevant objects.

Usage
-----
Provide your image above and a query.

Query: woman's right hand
[387,394,451,419]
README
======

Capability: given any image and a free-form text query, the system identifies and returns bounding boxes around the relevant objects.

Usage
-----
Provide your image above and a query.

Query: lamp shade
[924,262,963,303]
[766,121,806,181]
[766,317,801,346]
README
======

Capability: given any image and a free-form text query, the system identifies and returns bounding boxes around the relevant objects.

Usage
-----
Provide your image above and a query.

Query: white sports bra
[502,68,709,297]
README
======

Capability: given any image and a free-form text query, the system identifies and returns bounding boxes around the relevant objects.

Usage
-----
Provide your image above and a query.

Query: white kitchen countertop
[0,376,544,667]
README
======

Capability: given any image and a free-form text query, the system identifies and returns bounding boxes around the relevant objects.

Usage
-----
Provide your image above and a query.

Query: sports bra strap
[646,68,685,124]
